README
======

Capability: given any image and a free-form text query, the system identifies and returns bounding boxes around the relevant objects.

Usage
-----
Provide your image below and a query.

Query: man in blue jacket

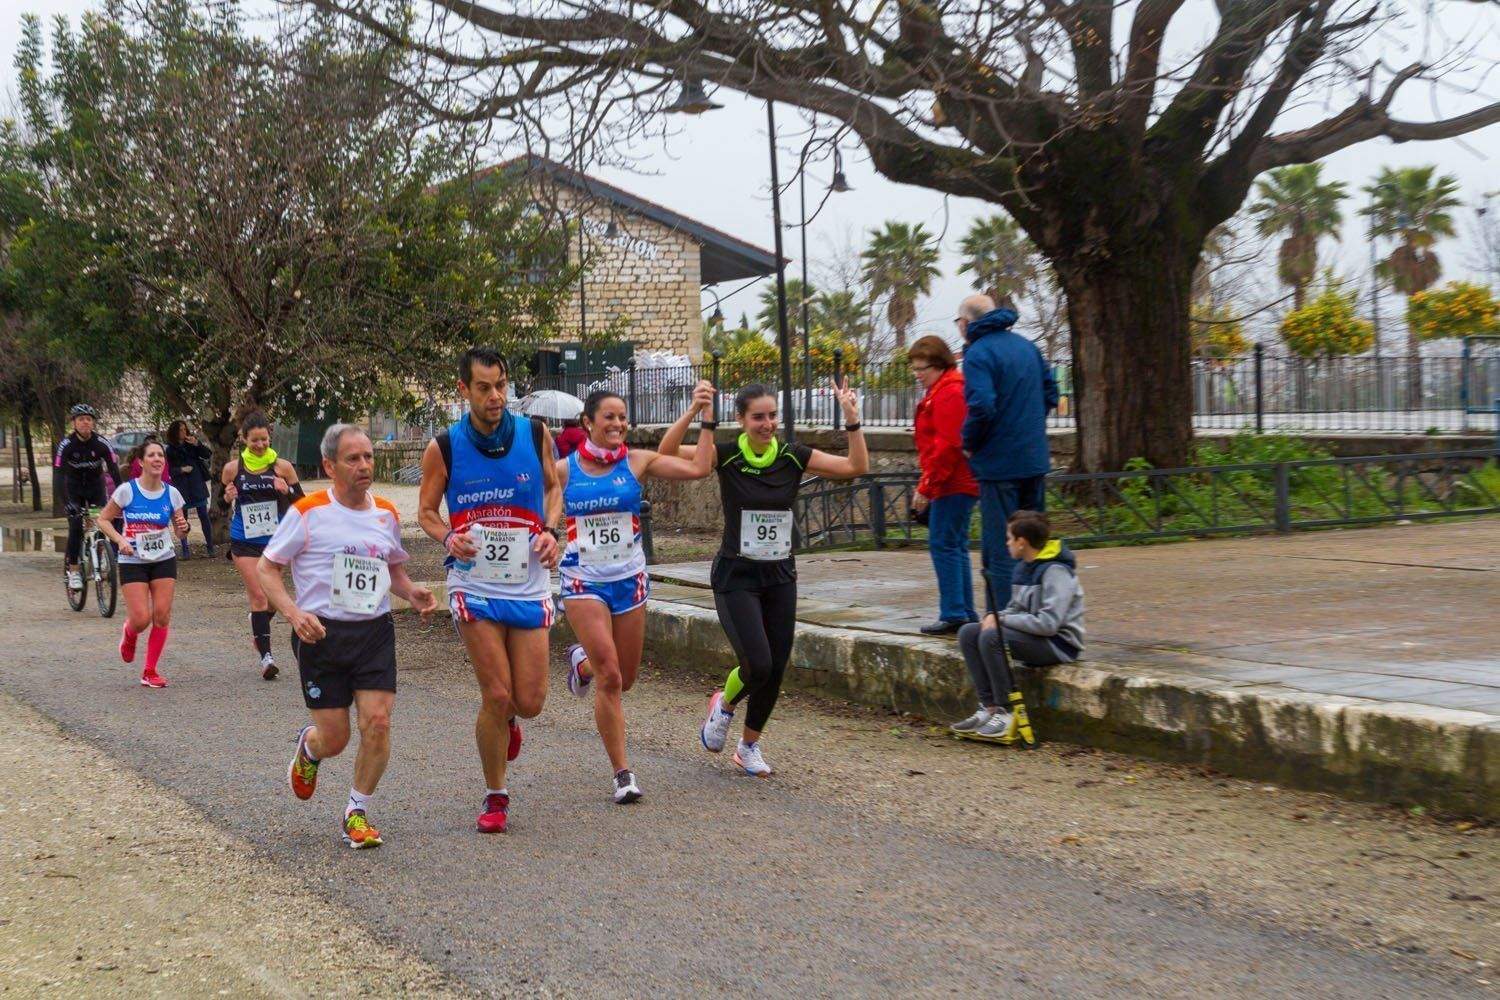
[958,294,1060,605]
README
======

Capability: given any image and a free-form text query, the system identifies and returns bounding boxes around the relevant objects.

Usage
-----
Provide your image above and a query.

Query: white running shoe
[733,740,773,778]
[950,709,993,733]
[613,769,642,804]
[67,570,83,591]
[567,643,592,698]
[260,651,279,681]
[699,691,733,753]
[975,711,1014,739]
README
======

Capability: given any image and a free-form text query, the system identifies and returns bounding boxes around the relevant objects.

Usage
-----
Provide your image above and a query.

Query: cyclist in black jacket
[59,403,122,591]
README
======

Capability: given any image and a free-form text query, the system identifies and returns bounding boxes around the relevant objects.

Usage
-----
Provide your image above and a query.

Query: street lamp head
[665,78,722,115]
[829,170,852,193]
[603,215,620,238]
[710,305,724,326]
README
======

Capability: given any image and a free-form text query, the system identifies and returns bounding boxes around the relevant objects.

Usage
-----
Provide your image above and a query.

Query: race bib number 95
[740,510,792,561]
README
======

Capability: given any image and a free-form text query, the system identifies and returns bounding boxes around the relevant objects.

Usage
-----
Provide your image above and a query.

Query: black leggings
[714,580,798,732]
[65,494,109,564]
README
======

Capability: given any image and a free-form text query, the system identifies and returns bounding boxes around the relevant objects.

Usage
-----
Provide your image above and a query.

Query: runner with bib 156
[657,379,866,777]
[418,348,562,835]
[558,381,717,804]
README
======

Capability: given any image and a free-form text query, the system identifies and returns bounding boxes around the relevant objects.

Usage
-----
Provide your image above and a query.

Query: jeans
[979,476,1046,610]
[177,499,214,557]
[958,622,1069,708]
[926,493,977,623]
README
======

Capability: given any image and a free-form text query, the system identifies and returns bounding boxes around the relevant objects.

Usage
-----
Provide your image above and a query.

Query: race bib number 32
[241,500,279,539]
[740,510,792,561]
[330,552,390,615]
[577,512,635,566]
[469,525,530,583]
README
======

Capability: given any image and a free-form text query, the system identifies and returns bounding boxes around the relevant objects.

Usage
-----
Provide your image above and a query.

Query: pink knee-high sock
[145,626,170,672]
[120,623,140,663]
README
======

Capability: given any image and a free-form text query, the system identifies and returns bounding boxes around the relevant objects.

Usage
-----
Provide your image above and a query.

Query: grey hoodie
[999,540,1086,659]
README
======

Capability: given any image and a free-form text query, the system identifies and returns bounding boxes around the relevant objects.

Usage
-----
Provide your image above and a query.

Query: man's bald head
[959,294,996,322]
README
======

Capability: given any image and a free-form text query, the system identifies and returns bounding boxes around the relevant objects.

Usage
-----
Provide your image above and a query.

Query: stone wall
[548,187,704,360]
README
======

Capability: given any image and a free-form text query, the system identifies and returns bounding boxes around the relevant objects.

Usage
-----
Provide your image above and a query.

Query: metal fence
[792,448,1500,551]
[368,348,1500,439]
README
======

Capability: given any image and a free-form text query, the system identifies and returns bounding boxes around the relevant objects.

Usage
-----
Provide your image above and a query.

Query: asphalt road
[1,548,1490,998]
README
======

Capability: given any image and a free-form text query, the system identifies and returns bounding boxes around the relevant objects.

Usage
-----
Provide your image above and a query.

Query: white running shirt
[261,489,408,621]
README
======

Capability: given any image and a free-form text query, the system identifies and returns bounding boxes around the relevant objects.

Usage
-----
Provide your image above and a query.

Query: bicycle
[65,505,118,618]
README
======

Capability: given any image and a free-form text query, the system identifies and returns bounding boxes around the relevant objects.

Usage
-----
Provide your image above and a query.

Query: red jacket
[914,368,978,499]
[555,425,587,458]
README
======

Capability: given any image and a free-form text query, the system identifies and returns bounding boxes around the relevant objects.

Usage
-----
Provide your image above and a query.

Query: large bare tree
[310,0,1499,470]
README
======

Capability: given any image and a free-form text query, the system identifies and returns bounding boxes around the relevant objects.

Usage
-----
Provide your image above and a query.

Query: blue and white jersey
[110,479,184,565]
[561,452,645,584]
[444,416,550,601]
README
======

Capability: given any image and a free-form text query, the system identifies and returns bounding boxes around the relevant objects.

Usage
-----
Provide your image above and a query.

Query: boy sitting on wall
[949,509,1086,745]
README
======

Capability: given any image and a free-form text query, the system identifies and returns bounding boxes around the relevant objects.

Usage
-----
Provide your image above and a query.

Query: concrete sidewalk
[646,520,1500,816]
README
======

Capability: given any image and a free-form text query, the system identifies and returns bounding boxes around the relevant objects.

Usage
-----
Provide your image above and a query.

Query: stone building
[498,156,778,362]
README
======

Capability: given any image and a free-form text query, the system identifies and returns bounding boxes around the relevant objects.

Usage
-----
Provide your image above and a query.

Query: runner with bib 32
[418,348,562,834]
[658,380,866,777]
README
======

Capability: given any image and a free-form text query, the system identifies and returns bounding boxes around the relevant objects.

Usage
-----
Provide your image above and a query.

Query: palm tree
[1364,165,1463,360]
[1248,164,1348,311]
[754,278,816,335]
[809,289,872,344]
[957,214,1038,304]
[860,221,941,349]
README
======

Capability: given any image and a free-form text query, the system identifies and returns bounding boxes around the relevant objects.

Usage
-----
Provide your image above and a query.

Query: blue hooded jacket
[960,308,1059,480]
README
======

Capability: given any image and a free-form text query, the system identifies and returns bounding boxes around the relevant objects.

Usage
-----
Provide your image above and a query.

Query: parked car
[105,429,159,456]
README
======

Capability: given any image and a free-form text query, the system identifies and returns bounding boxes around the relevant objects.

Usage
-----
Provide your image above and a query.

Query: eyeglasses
[909,364,933,374]
[952,317,966,326]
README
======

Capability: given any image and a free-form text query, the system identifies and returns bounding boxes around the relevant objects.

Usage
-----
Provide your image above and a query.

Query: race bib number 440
[134,528,172,562]
[241,501,279,539]
[576,512,635,566]
[330,552,390,615]
[469,525,530,583]
[740,510,792,561]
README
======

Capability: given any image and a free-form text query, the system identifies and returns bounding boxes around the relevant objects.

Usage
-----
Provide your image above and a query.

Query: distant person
[950,510,1085,745]
[908,334,979,635]
[555,418,587,458]
[166,420,214,559]
[957,293,1058,605]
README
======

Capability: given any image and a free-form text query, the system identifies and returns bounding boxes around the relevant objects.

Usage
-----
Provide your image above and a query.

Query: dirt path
[0,692,468,998]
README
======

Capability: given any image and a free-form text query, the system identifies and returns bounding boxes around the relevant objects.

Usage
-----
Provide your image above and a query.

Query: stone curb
[642,598,1499,819]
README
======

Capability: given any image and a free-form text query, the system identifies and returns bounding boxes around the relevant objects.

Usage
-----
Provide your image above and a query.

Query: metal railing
[369,349,1500,439]
[792,448,1500,551]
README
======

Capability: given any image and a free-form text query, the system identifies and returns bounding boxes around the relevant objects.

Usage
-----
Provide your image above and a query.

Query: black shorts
[291,614,397,710]
[230,540,268,560]
[120,559,178,585]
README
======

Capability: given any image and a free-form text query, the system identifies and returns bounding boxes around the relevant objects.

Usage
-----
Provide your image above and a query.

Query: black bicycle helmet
[69,403,98,419]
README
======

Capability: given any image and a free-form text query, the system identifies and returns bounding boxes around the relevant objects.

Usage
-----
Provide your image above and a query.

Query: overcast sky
[6,0,1498,350]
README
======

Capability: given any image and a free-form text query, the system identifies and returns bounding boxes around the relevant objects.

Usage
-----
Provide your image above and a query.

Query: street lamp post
[793,142,852,421]
[668,79,797,443]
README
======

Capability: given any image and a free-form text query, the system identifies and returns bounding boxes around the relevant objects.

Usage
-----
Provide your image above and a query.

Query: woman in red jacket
[909,335,979,635]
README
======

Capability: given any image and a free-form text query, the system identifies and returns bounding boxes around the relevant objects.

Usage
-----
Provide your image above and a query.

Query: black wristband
[844,422,863,433]
[701,420,718,431]
[288,481,306,501]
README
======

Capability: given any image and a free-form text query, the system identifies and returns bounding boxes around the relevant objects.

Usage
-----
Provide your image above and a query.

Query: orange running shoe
[342,810,383,849]
[288,726,319,800]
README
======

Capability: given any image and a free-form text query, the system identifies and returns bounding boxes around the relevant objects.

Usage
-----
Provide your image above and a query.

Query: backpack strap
[436,428,454,478]
[530,416,546,459]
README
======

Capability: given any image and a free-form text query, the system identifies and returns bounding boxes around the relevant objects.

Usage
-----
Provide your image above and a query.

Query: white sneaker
[612,769,642,804]
[950,709,993,733]
[733,740,773,777]
[567,643,592,698]
[699,691,733,753]
[260,651,279,681]
[67,570,83,591]
[975,711,1014,739]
